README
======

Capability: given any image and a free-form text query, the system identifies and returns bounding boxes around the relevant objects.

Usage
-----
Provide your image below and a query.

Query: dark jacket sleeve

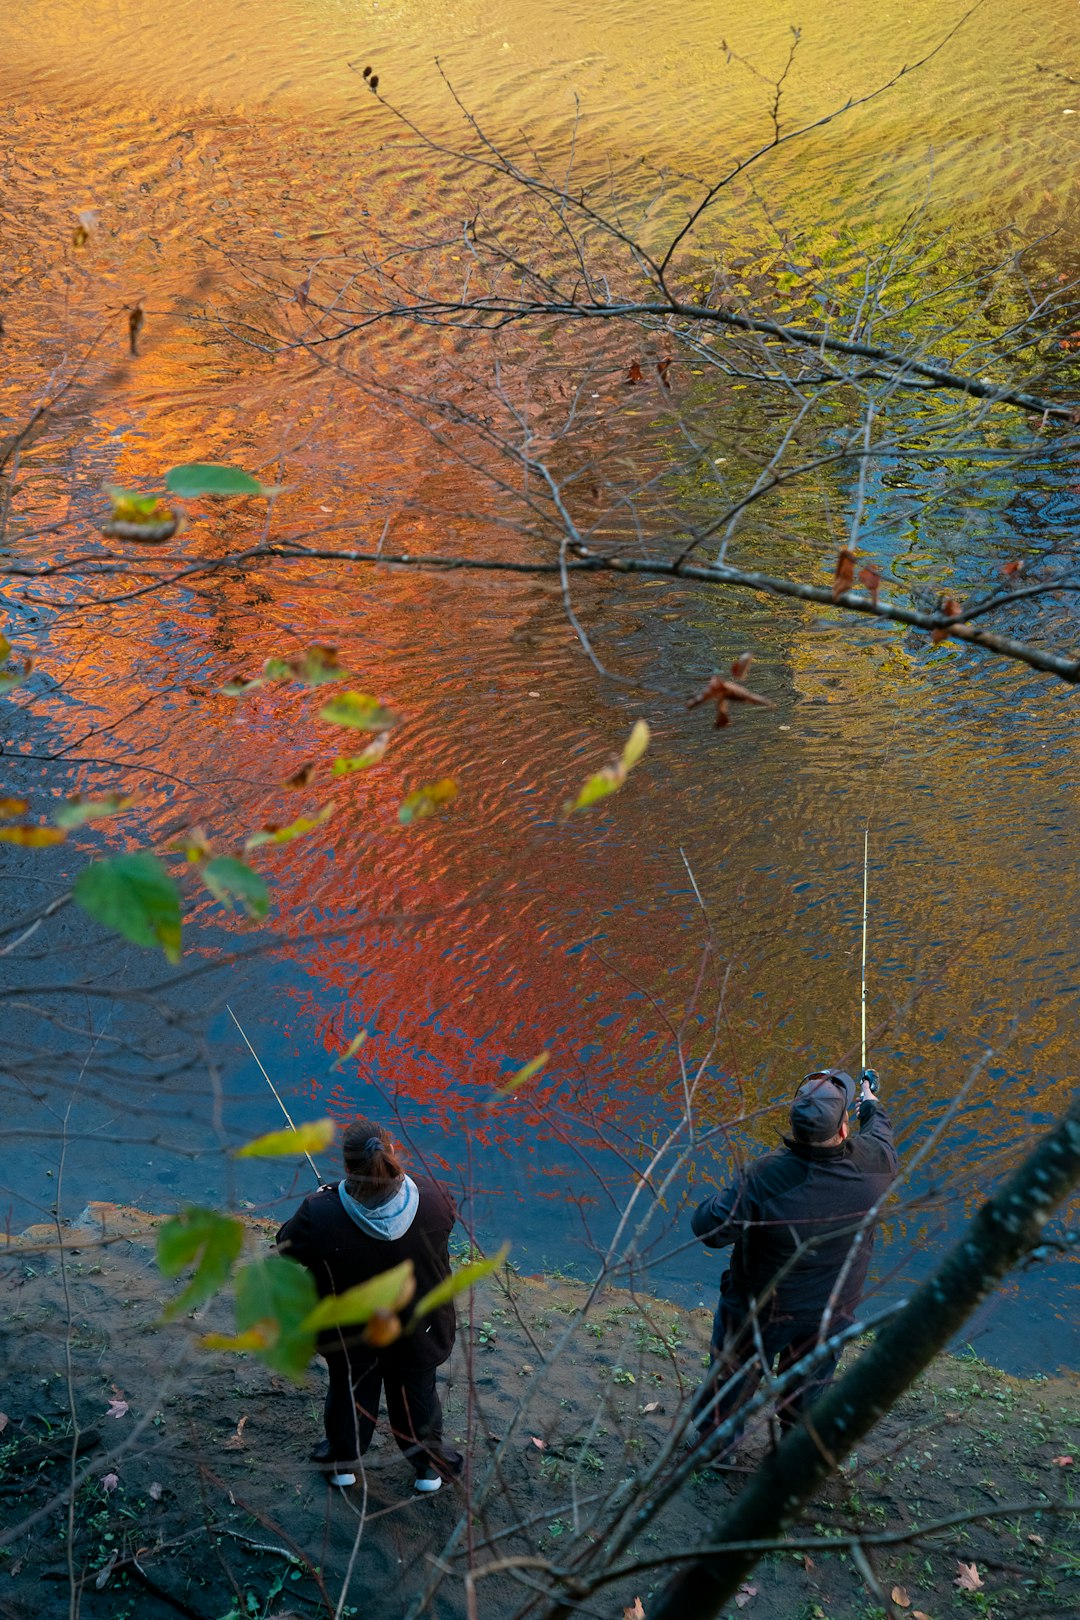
[691,1173,755,1249]
[856,1101,899,1174]
[275,1197,315,1267]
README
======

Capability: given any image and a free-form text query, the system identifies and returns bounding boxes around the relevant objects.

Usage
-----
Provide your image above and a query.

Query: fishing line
[226,1002,322,1183]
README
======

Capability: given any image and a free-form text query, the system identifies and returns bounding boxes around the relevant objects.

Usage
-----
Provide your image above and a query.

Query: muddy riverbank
[2,1204,1077,1619]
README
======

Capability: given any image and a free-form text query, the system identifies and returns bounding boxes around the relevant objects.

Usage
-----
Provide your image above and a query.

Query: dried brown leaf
[734,1585,758,1609]
[623,1601,645,1620]
[891,1587,911,1609]
[223,1414,249,1450]
[832,546,856,601]
[625,361,644,385]
[954,1561,983,1592]
[858,564,881,606]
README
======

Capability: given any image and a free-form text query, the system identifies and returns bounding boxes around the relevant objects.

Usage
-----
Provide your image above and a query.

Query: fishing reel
[860,1067,880,1096]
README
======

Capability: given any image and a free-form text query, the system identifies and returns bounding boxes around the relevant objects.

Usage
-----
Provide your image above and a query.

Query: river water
[1,0,1078,1373]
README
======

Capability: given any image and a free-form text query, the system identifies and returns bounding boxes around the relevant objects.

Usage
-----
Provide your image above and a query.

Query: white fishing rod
[861,827,869,1073]
[859,830,879,1095]
[227,1002,323,1182]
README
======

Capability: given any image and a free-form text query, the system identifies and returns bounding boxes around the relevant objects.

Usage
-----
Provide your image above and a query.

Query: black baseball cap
[790,1069,856,1143]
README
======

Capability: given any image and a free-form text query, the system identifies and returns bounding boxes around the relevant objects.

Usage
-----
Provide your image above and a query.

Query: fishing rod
[226,1002,323,1183]
[859,831,879,1096]
[861,827,869,1074]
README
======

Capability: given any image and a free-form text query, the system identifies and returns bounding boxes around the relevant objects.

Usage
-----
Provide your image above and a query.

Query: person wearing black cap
[689,1067,897,1449]
[275,1116,464,1493]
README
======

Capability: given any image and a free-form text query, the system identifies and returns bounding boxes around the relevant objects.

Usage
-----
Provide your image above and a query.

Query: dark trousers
[323,1349,463,1477]
[692,1302,841,1443]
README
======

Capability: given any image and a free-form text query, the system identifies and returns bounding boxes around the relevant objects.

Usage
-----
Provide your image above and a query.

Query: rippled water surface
[2,0,1078,1371]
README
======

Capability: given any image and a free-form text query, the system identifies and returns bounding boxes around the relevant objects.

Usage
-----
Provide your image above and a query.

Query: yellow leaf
[303,1261,416,1331]
[199,1324,276,1353]
[244,803,333,849]
[621,719,651,772]
[0,797,29,816]
[0,824,67,846]
[398,778,458,825]
[331,732,390,775]
[566,721,650,814]
[234,1118,335,1159]
[330,1031,366,1072]
[0,634,9,660]
[496,1051,549,1098]
[413,1243,511,1319]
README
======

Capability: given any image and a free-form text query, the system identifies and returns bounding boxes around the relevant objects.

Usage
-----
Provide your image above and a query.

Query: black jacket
[276,1176,457,1366]
[691,1101,898,1326]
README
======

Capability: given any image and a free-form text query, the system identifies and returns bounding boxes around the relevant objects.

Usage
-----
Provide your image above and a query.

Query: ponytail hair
[342,1116,404,1206]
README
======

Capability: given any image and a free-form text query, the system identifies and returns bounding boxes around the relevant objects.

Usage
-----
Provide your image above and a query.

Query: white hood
[338,1175,419,1240]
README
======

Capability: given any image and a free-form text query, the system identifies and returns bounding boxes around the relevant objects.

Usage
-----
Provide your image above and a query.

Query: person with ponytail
[275,1116,463,1493]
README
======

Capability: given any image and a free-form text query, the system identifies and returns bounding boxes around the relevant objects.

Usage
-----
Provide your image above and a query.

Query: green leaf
[496,1051,549,1098]
[302,1261,415,1332]
[54,792,135,830]
[294,646,346,685]
[331,732,390,775]
[566,720,651,814]
[165,463,278,499]
[413,1243,511,1320]
[200,856,269,918]
[244,804,333,850]
[73,854,182,962]
[0,668,29,695]
[157,1206,244,1320]
[319,691,398,731]
[233,1256,318,1379]
[233,1118,335,1159]
[398,778,458,825]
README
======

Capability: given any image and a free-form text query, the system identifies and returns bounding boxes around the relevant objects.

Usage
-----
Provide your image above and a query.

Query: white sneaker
[329,1471,356,1488]
[413,1468,443,1494]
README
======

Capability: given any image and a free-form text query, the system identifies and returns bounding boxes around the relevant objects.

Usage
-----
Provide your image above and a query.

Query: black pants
[692,1302,841,1443]
[323,1349,463,1476]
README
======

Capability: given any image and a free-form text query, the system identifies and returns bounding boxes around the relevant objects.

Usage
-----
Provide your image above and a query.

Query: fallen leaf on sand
[1051,1455,1073,1467]
[913,1612,934,1620]
[223,1415,249,1450]
[623,1601,645,1620]
[641,1401,660,1414]
[1027,1533,1044,1546]
[891,1588,911,1609]
[531,1436,546,1450]
[149,1482,163,1501]
[519,1363,535,1376]
[734,1585,758,1609]
[102,1472,119,1493]
[0,1412,8,1433]
[954,1561,983,1592]
[802,1554,814,1573]
[106,1399,129,1419]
